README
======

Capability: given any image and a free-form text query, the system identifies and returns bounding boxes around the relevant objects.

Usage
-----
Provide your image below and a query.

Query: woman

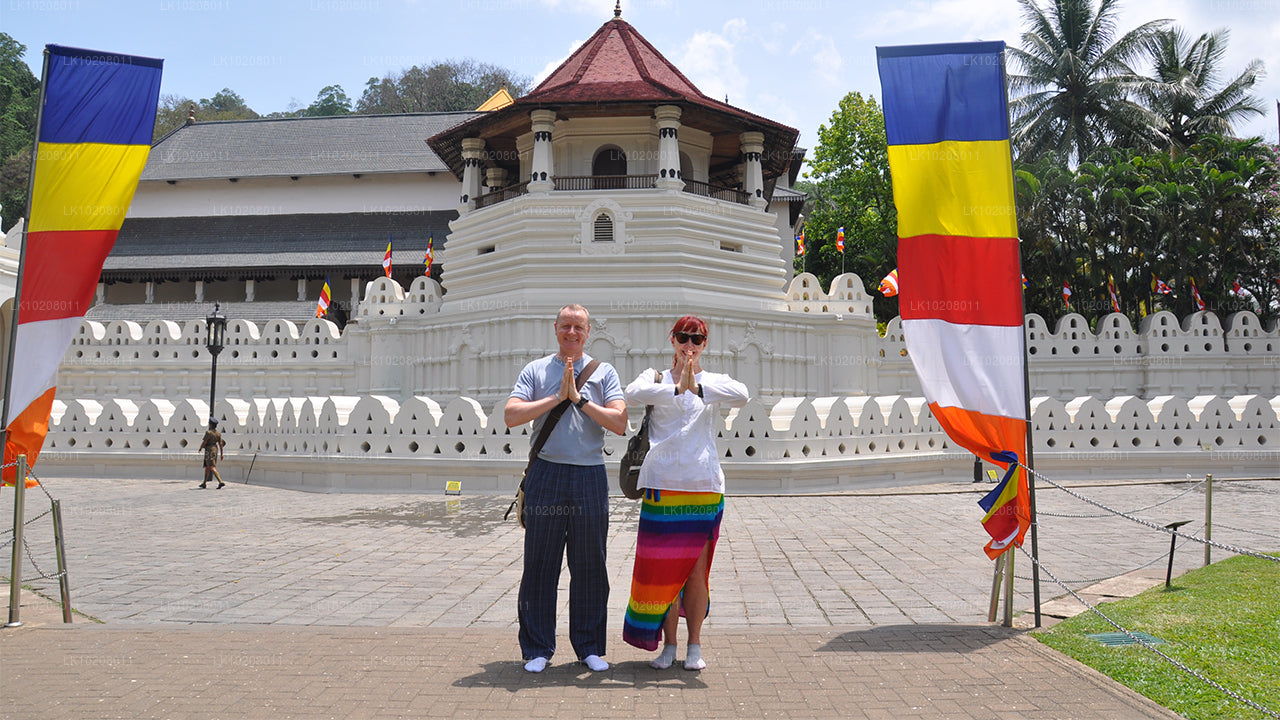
[622,316,749,670]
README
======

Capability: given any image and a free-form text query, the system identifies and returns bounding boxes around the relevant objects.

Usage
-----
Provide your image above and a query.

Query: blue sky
[3,0,1277,159]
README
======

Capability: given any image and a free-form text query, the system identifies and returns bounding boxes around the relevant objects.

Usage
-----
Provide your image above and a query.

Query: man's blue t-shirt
[510,353,624,466]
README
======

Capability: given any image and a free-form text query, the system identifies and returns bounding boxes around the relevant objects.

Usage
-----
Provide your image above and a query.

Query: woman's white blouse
[624,368,750,494]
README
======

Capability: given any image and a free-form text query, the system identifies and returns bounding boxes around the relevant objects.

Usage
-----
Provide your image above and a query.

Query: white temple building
[32,10,1280,492]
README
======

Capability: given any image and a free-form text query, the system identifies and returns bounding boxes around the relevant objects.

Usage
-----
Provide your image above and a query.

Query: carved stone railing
[474,181,530,209]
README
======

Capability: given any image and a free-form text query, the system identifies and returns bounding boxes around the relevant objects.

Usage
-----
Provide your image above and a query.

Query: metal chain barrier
[1020,544,1280,720]
[1036,477,1206,519]
[19,536,66,582]
[1014,523,1206,585]
[1023,464,1280,564]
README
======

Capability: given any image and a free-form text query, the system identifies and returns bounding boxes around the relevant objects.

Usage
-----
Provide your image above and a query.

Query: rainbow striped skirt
[622,489,724,651]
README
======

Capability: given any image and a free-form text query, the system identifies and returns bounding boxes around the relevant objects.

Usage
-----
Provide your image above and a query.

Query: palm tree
[1008,0,1170,163]
[1138,27,1266,153]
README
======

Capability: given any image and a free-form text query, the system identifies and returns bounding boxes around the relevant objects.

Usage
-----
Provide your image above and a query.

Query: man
[198,418,225,489]
[505,304,628,673]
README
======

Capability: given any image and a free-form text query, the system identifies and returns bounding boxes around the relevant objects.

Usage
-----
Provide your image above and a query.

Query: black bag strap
[526,359,600,466]
[639,368,662,426]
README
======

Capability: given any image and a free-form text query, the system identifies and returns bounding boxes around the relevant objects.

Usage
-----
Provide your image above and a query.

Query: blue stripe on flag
[41,45,164,146]
[876,41,1007,146]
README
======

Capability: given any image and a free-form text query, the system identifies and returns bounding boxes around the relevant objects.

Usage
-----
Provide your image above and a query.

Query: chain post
[1204,473,1212,567]
[6,455,28,627]
[51,499,72,623]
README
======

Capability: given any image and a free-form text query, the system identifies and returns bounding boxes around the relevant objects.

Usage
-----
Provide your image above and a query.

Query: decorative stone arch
[575,198,632,255]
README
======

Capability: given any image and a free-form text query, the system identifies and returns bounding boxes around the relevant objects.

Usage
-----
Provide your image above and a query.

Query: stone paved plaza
[2,474,1276,718]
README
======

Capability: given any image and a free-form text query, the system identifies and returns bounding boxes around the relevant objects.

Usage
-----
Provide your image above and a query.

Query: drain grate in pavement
[1087,631,1165,647]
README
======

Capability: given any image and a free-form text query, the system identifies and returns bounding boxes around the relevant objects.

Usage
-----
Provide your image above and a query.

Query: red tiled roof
[526,18,705,104]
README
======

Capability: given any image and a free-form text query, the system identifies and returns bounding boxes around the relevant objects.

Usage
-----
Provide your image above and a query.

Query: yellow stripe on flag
[29,142,151,232]
[887,140,1016,239]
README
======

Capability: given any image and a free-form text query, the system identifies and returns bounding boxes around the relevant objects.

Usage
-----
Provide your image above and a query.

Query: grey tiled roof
[107,211,455,274]
[143,113,481,181]
[772,185,806,202]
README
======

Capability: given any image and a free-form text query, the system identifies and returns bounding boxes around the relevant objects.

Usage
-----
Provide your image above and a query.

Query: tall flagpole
[1001,45,1041,627]
[1,46,51,477]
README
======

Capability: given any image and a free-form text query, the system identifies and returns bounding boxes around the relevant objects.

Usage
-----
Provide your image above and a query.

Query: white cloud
[790,29,844,86]
[674,20,750,103]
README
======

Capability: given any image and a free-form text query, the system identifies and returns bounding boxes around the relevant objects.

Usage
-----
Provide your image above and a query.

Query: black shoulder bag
[505,360,600,527]
[618,369,662,500]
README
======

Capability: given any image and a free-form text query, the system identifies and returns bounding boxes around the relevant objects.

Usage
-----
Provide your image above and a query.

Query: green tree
[1138,27,1266,153]
[199,88,259,119]
[1014,138,1280,325]
[300,85,352,117]
[0,33,39,231]
[1008,0,1170,162]
[152,89,260,140]
[357,59,530,113]
[798,92,899,321]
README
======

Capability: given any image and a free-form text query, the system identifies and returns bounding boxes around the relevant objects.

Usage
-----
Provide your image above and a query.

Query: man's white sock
[650,644,678,669]
[524,657,548,673]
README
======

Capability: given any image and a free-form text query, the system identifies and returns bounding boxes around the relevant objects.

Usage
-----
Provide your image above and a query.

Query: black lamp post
[204,303,227,421]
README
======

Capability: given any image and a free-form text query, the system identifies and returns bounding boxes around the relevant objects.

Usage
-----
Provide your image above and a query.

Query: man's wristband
[575,395,590,409]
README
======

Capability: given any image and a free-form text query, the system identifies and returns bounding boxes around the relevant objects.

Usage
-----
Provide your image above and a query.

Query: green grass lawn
[1034,554,1280,720]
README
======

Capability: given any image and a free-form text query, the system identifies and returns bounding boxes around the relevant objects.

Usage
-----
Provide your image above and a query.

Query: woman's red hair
[670,315,708,338]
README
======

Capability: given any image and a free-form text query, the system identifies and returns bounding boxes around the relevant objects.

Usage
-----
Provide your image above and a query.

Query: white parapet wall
[37,391,1280,493]
[45,273,1278,492]
[59,274,1278,407]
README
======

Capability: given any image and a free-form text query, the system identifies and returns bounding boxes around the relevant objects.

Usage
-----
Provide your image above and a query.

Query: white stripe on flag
[6,316,85,425]
[902,318,1026,420]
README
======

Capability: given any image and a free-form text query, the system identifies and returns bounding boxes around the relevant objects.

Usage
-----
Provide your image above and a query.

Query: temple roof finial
[614,0,621,18]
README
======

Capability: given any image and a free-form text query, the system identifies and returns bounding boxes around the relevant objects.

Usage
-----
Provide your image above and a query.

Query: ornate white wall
[41,271,1279,492]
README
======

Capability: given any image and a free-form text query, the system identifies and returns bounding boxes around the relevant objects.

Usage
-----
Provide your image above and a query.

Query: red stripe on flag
[898,234,1022,326]
[19,229,118,323]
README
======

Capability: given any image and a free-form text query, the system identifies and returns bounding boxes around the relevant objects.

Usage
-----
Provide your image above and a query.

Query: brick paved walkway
[2,475,1275,718]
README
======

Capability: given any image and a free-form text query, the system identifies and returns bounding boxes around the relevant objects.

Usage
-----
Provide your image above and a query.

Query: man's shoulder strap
[576,360,601,389]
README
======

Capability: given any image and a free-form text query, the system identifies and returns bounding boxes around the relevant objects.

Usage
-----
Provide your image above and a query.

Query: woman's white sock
[683,644,705,671]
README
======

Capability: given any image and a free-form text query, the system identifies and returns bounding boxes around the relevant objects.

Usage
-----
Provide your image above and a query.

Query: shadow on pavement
[817,623,1018,653]
[452,659,709,691]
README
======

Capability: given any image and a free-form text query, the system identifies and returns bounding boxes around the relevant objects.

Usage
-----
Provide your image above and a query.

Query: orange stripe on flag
[2,387,56,487]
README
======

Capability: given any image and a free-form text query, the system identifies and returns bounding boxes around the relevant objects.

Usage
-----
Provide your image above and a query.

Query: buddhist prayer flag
[796,227,806,256]
[1108,276,1121,313]
[3,46,163,486]
[1152,275,1172,295]
[1062,281,1072,309]
[877,41,1030,559]
[424,235,433,275]
[878,268,899,297]
[316,280,331,318]
[836,227,845,253]
[1230,279,1246,298]
[382,237,393,277]
[1191,277,1205,310]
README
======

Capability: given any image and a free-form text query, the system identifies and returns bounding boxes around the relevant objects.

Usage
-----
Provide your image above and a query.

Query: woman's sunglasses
[673,332,706,346]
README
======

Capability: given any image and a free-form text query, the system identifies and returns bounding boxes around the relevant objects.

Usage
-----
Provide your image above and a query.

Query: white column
[655,105,684,191]
[460,137,486,212]
[740,131,767,209]
[297,278,307,302]
[194,280,204,303]
[350,277,360,310]
[145,281,155,304]
[529,109,556,193]
[485,167,508,191]
[245,278,255,302]
[96,282,106,305]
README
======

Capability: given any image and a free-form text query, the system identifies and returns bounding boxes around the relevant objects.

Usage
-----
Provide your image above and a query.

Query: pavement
[1,474,1277,719]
